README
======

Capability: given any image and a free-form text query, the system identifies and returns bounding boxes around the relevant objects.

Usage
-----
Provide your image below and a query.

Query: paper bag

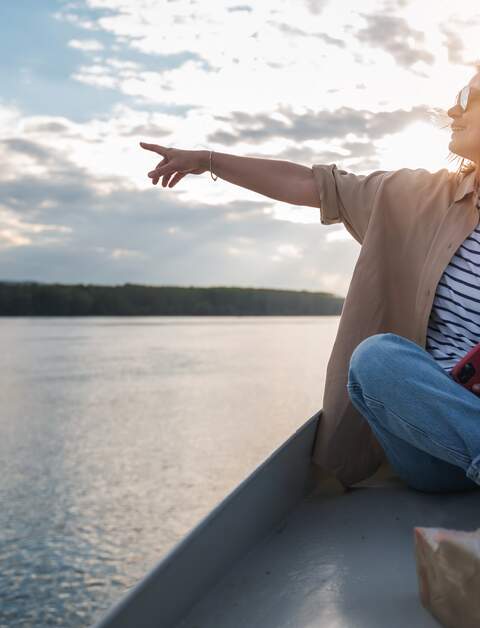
[414,526,480,628]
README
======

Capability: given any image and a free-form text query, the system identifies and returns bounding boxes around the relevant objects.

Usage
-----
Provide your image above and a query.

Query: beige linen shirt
[310,164,479,489]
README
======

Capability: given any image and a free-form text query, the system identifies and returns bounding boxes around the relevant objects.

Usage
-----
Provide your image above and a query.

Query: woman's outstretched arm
[140,142,317,207]
[199,150,316,207]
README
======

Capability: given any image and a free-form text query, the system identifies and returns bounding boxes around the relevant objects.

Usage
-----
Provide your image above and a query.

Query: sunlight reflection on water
[0,316,338,627]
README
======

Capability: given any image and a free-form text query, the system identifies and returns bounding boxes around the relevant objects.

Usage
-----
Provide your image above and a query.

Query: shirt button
[447,243,452,249]
[426,289,431,296]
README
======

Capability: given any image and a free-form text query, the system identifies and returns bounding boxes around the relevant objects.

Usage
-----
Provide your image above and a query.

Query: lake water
[0,316,340,627]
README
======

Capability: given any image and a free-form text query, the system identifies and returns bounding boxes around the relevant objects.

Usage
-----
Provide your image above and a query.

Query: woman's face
[448,72,480,165]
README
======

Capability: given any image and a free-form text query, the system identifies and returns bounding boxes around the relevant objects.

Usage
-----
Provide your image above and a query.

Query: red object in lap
[451,342,480,392]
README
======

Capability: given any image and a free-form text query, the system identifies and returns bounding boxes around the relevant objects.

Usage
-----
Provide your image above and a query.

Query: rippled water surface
[0,316,339,627]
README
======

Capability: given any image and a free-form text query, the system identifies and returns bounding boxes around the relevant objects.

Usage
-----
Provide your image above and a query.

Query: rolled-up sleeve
[312,163,388,244]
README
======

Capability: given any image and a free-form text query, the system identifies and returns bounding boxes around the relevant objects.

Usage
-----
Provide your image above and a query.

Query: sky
[1,0,479,297]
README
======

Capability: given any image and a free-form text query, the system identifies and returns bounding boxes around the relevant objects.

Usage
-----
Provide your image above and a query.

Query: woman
[139,69,480,494]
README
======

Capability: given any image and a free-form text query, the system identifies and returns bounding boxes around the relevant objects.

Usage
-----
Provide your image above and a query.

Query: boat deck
[92,412,480,628]
[174,471,480,628]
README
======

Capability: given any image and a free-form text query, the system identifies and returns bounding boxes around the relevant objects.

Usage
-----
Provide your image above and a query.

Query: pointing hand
[139,142,208,188]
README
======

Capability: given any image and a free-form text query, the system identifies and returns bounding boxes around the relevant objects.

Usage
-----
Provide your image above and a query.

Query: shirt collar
[454,169,478,203]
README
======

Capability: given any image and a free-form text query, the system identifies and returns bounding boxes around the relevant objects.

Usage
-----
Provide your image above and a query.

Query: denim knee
[348,333,397,391]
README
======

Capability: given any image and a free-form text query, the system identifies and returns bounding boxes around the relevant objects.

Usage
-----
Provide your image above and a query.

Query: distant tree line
[0,282,344,316]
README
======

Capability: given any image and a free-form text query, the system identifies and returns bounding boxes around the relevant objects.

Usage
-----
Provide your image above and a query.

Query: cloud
[208,104,432,144]
[355,14,435,69]
[22,121,72,135]
[270,20,345,49]
[49,0,356,113]
[0,91,447,295]
[4,138,55,162]
[0,205,72,249]
[440,22,480,68]
[4,0,476,293]
[305,0,330,15]
[441,28,464,65]
[0,133,359,295]
[68,39,105,52]
[227,5,253,14]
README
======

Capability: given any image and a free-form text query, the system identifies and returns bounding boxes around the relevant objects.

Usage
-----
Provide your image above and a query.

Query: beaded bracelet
[209,150,218,181]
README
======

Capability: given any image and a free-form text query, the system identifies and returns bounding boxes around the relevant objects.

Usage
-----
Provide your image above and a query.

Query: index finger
[139,142,166,155]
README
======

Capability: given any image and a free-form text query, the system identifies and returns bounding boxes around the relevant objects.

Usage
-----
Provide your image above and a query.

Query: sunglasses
[455,85,480,112]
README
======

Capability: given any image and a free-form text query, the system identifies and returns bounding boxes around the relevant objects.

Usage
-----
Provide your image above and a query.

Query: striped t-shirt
[425,195,480,375]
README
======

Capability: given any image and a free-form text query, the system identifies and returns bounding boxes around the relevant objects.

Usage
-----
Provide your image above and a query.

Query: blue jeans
[347,333,480,493]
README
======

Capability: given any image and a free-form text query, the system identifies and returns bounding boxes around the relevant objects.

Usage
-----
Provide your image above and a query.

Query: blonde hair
[449,155,480,191]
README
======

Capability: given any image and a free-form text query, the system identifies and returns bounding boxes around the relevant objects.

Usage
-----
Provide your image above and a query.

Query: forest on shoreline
[0,281,344,316]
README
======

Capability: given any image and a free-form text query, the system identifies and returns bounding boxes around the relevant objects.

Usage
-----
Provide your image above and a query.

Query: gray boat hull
[92,409,480,627]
